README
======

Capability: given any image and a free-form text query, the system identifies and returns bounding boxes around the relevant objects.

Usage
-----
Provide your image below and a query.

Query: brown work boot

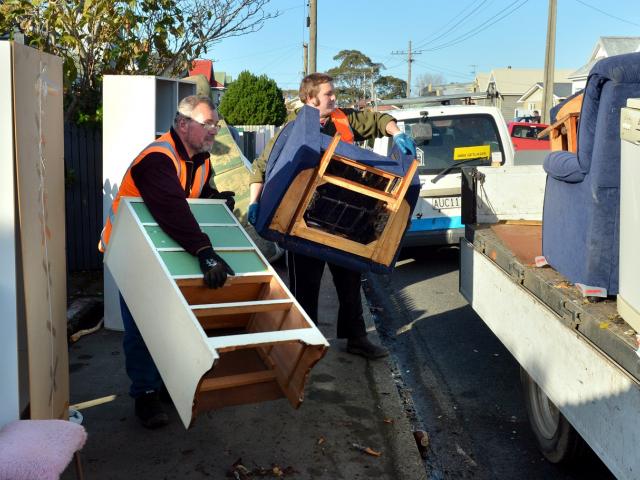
[346,335,389,359]
[135,391,169,429]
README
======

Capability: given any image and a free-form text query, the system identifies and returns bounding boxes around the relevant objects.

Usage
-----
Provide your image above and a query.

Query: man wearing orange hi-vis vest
[99,95,236,429]
[247,73,416,360]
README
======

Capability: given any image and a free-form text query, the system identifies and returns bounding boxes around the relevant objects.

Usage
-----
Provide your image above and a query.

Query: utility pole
[308,0,317,74]
[370,67,376,110]
[303,43,308,77]
[391,40,422,98]
[542,0,557,123]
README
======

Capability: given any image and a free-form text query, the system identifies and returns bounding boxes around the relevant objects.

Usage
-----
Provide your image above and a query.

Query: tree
[375,76,406,100]
[415,72,447,96]
[326,50,382,106]
[0,0,279,123]
[218,71,286,125]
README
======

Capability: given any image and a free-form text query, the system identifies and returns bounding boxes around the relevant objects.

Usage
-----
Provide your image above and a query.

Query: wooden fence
[64,123,102,272]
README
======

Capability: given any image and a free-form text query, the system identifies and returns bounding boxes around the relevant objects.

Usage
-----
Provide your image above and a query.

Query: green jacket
[249,107,396,184]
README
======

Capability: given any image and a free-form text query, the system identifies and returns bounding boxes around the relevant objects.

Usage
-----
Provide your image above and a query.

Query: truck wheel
[520,367,586,464]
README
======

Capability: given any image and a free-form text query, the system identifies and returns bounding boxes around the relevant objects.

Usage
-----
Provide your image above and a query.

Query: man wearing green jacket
[248,72,416,359]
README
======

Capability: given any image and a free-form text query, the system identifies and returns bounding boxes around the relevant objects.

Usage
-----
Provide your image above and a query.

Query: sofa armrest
[543,150,586,183]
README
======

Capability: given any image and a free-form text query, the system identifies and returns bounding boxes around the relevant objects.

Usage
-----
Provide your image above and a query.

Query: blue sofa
[255,105,420,274]
[542,52,640,295]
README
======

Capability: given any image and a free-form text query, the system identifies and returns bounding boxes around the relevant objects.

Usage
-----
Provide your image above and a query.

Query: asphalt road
[363,246,614,480]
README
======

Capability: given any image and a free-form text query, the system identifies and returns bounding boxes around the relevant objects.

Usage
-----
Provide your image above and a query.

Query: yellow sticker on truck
[453,145,491,161]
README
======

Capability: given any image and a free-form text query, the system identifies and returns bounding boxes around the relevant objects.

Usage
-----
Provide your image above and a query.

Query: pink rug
[0,420,87,480]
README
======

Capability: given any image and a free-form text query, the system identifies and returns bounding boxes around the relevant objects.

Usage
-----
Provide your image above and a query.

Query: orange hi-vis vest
[98,131,210,252]
[330,109,354,144]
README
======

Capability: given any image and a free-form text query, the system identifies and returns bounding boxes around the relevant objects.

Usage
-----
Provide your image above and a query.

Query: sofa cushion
[543,151,586,183]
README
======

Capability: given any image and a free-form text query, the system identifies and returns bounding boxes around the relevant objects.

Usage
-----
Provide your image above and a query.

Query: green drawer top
[145,225,252,249]
[131,201,235,224]
[159,250,267,276]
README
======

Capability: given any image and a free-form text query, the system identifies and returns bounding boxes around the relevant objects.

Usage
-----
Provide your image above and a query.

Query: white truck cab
[372,105,514,246]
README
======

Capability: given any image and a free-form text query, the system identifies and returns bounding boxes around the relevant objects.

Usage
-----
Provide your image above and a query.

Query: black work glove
[197,247,235,289]
[209,189,236,212]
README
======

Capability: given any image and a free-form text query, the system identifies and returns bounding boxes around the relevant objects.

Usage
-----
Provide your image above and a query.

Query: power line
[216,43,300,62]
[423,0,529,52]
[414,0,490,50]
[573,0,640,27]
[412,59,473,78]
[255,45,300,75]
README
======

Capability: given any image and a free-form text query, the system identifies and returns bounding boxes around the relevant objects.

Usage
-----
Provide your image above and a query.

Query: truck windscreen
[406,114,503,175]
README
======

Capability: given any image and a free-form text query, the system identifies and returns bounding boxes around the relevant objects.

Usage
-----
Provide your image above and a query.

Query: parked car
[508,121,550,150]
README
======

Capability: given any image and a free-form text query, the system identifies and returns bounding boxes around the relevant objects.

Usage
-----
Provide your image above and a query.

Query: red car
[508,122,550,150]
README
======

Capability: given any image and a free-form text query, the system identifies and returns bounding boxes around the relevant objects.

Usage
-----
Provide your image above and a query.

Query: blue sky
[211,0,640,92]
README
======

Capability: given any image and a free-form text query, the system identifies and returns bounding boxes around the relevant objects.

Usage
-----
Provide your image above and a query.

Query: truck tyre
[520,367,587,464]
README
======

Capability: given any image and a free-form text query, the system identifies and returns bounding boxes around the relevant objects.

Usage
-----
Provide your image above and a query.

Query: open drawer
[104,198,328,428]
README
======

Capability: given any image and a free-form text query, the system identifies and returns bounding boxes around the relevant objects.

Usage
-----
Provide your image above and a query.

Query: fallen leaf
[364,447,382,457]
[352,442,382,457]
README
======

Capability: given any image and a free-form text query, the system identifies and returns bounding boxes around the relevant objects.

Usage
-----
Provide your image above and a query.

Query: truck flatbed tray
[466,224,640,383]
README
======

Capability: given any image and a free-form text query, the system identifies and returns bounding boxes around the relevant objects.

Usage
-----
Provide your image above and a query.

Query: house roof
[517,82,572,103]
[188,59,224,88]
[488,68,573,95]
[214,71,232,88]
[568,59,598,80]
[595,36,640,58]
[474,72,490,92]
[569,37,640,80]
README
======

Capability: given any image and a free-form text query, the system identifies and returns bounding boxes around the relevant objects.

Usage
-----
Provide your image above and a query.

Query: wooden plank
[290,219,376,258]
[199,369,276,391]
[12,42,68,420]
[389,159,418,212]
[330,155,398,182]
[180,282,267,305]
[207,328,324,352]
[195,380,283,413]
[269,168,315,234]
[269,342,327,408]
[191,299,293,316]
[197,314,250,330]
[320,174,396,202]
[176,274,272,288]
[372,200,411,265]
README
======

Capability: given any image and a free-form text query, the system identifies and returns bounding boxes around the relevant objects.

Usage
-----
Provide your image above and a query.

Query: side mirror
[412,123,432,144]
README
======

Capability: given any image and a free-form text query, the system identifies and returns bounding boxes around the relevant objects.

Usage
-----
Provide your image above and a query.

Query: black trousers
[287,250,366,339]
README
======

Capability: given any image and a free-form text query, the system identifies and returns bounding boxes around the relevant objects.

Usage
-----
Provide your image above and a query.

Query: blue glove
[248,202,259,226]
[393,132,417,157]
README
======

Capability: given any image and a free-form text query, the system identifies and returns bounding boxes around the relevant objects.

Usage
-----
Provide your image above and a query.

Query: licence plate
[428,196,461,210]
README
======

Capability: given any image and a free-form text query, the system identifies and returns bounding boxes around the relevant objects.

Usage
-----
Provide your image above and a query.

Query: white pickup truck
[459,163,639,479]
[372,105,516,247]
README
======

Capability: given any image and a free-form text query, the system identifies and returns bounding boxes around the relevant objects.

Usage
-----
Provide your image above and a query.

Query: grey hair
[174,95,216,127]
